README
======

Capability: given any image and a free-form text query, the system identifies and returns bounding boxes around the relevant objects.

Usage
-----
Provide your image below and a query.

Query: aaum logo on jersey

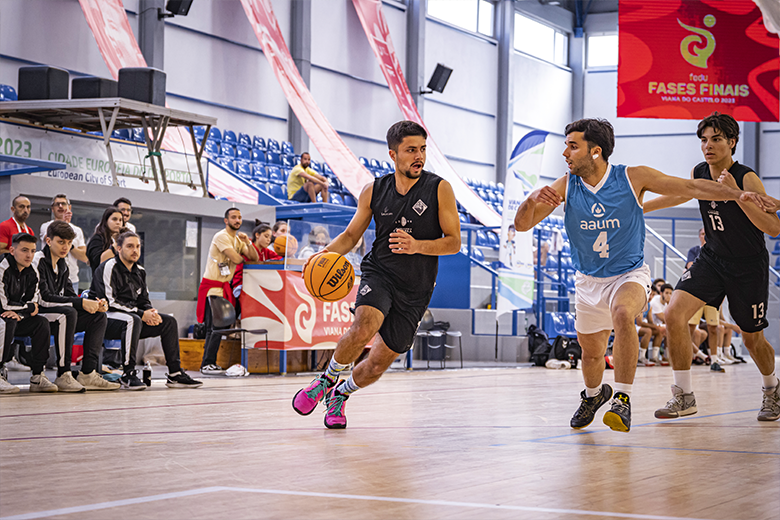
[580,202,620,230]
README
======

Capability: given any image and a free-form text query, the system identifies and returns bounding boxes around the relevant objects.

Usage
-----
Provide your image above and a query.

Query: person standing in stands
[291,120,461,429]
[287,152,329,203]
[0,196,34,255]
[39,194,88,294]
[197,208,258,375]
[0,233,55,393]
[645,113,780,422]
[32,221,119,392]
[513,117,772,432]
[90,231,202,390]
[86,207,125,277]
[113,197,136,233]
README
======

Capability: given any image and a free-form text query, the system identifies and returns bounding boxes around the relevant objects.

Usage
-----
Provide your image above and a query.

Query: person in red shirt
[0,196,34,254]
[231,224,281,303]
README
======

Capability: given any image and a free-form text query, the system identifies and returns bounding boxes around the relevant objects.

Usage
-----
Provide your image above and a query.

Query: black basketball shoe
[570,384,613,429]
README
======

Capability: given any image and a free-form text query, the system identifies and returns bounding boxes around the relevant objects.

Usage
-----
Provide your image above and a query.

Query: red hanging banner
[618,0,779,122]
[351,0,500,227]
[240,0,374,197]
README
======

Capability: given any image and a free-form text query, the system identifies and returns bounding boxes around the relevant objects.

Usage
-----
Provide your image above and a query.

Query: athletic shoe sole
[120,383,147,391]
[654,406,697,419]
[603,411,630,432]
[166,381,203,389]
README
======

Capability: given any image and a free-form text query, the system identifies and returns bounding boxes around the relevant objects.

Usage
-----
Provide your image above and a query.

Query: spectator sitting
[113,197,136,232]
[648,283,674,364]
[90,231,202,390]
[287,152,329,203]
[86,207,125,277]
[39,194,88,294]
[298,225,331,259]
[231,224,282,302]
[32,221,119,392]
[0,233,55,393]
[271,220,288,246]
[0,195,34,255]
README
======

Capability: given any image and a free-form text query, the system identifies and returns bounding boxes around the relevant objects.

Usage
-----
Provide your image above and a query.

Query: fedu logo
[591,203,606,218]
[678,15,716,69]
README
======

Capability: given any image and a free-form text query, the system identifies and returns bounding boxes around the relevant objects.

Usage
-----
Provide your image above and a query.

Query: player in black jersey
[291,121,461,429]
[646,113,780,422]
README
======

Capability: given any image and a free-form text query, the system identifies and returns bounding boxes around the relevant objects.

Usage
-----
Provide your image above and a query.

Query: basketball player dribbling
[645,113,780,422]
[514,118,772,432]
[291,121,461,429]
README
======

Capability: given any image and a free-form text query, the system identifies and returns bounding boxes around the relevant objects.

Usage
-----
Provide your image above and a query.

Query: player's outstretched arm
[643,168,694,213]
[514,175,566,232]
[720,170,780,237]
[389,180,461,256]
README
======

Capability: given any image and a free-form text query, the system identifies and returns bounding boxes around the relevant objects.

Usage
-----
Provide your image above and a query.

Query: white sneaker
[715,355,733,365]
[6,357,30,371]
[30,374,58,393]
[0,373,20,394]
[54,372,86,393]
[200,364,225,375]
[77,371,120,391]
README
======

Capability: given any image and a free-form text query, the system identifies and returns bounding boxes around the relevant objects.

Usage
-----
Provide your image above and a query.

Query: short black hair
[47,220,76,241]
[386,121,427,151]
[564,118,615,161]
[300,152,310,157]
[697,112,739,155]
[660,283,674,293]
[652,278,665,287]
[225,207,241,219]
[51,194,69,205]
[113,197,132,207]
[116,231,139,247]
[253,224,272,239]
[11,195,28,207]
[11,232,36,246]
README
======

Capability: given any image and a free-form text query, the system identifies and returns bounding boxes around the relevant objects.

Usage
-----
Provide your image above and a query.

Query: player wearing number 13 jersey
[514,118,772,432]
[646,113,780,422]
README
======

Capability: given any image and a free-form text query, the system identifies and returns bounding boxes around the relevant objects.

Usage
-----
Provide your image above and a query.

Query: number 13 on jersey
[593,231,609,258]
[708,214,724,231]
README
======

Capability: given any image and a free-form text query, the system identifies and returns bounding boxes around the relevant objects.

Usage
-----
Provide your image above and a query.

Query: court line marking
[0,485,719,520]
[527,440,780,456]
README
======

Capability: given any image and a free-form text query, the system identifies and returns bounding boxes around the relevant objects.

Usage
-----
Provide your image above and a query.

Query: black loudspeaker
[71,77,118,99]
[165,0,193,16]
[18,66,69,100]
[118,67,166,106]
[427,64,453,94]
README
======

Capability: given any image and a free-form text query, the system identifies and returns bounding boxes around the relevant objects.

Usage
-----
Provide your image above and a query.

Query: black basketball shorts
[675,247,769,333]
[354,265,434,354]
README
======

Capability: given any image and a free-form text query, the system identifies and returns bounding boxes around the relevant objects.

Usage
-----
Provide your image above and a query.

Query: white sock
[761,371,778,390]
[639,348,647,361]
[652,347,660,360]
[673,370,693,394]
[613,383,632,397]
[585,385,602,398]
[716,347,723,358]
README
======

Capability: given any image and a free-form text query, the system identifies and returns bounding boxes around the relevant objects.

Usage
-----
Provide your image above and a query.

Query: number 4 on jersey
[593,231,609,258]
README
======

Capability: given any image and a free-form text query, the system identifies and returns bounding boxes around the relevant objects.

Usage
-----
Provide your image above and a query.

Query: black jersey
[694,161,766,259]
[361,170,443,293]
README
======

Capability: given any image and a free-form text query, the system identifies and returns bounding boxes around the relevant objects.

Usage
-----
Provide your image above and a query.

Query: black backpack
[527,324,552,366]
[552,335,582,368]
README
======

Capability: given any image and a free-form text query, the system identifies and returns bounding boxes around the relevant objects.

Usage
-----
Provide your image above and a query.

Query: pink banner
[351,0,500,227]
[240,0,374,197]
[78,0,256,202]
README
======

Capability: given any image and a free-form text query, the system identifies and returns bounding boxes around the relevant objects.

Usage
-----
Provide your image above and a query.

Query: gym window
[514,13,568,67]
[427,0,495,37]
[587,33,618,68]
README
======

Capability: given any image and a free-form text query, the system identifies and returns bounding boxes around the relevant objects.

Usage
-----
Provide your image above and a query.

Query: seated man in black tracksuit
[33,221,119,392]
[89,231,202,390]
[0,233,55,394]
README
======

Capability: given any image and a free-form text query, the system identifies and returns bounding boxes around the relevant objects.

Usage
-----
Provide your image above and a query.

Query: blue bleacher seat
[381,160,393,172]
[236,145,251,161]
[330,193,344,205]
[0,84,18,101]
[208,127,222,143]
[252,163,268,180]
[323,163,333,176]
[310,160,321,173]
[477,189,488,201]
[252,149,266,163]
[223,130,237,146]
[459,213,468,224]
[113,129,131,141]
[343,194,357,207]
[282,141,294,155]
[775,256,780,270]
[475,230,488,247]
[369,158,381,171]
[487,231,499,249]
[267,138,280,153]
[266,151,282,166]
[471,247,485,262]
[252,136,266,150]
[267,166,283,184]
[282,168,292,182]
[270,183,286,200]
[282,155,293,168]
[132,128,145,143]
[236,161,251,178]
[205,140,220,156]
[773,241,780,255]
[487,191,498,203]
[359,157,369,168]
[221,145,236,158]
[193,126,206,141]
[238,133,251,147]
[497,182,504,192]
[218,158,236,172]
[546,256,558,270]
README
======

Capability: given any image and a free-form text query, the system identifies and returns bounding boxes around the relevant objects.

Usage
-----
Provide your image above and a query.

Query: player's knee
[611,305,634,325]
[742,332,762,350]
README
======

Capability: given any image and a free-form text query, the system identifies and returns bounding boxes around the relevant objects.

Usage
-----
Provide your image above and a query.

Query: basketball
[303,252,355,302]
[273,234,298,257]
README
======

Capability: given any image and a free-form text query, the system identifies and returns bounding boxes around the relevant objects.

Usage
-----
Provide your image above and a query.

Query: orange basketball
[304,252,355,302]
[273,235,298,257]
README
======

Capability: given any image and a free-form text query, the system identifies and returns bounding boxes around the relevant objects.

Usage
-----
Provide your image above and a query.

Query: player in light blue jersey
[514,118,771,432]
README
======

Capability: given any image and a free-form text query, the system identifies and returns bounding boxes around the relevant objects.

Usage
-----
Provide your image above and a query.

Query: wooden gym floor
[1,360,778,520]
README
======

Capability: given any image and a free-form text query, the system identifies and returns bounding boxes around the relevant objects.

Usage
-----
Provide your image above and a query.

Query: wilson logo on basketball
[326,264,349,288]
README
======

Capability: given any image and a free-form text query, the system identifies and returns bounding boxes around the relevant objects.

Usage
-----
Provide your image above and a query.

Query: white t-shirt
[125,221,137,233]
[650,294,667,325]
[39,220,86,284]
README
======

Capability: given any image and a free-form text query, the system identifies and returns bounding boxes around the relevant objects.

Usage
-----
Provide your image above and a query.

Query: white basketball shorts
[574,264,652,335]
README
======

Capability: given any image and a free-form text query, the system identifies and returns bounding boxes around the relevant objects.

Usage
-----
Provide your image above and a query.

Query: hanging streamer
[239,0,374,197]
[351,0,501,227]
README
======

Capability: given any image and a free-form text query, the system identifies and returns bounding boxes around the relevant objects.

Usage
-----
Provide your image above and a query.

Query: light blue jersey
[563,164,645,277]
